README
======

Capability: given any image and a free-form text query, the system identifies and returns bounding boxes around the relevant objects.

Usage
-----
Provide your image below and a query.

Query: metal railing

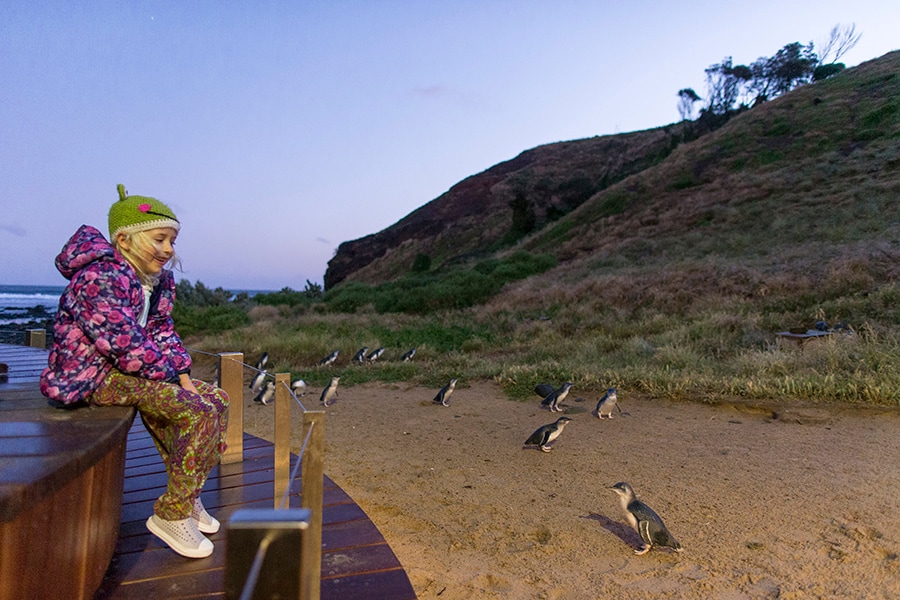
[208,351,325,600]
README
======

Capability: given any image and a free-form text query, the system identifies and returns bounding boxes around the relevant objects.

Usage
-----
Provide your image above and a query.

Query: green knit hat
[108,183,180,239]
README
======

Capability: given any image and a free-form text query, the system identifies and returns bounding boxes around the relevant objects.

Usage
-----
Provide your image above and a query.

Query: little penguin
[352,347,369,363]
[255,352,269,371]
[253,381,275,406]
[433,378,458,406]
[524,416,573,452]
[595,387,620,419]
[249,370,268,393]
[400,347,417,362]
[320,377,340,407]
[291,379,307,396]
[318,350,339,366]
[366,347,385,362]
[541,382,573,412]
[609,482,682,555]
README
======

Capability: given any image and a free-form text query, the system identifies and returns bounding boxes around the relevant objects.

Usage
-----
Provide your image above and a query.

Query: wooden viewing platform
[0,342,416,600]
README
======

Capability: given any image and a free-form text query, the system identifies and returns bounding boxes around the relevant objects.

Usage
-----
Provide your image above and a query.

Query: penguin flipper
[534,383,555,398]
[525,426,549,446]
[631,500,679,550]
[638,518,680,550]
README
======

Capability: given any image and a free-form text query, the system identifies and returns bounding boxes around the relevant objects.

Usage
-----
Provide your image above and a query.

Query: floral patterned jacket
[40,225,191,405]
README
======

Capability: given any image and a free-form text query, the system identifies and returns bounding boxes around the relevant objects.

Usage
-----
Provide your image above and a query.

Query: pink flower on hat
[138,203,151,213]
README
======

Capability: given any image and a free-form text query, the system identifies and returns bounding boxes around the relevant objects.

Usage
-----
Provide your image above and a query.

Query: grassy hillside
[324,124,692,288]
[192,51,900,406]
[501,50,899,321]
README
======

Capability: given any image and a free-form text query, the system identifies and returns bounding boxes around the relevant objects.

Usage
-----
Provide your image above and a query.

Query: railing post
[219,352,244,465]
[25,329,46,349]
[301,409,325,600]
[274,373,291,508]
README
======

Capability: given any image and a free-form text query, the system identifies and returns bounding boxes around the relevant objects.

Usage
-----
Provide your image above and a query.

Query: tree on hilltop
[677,88,701,121]
[748,41,817,103]
[817,23,862,65]
[677,24,860,127]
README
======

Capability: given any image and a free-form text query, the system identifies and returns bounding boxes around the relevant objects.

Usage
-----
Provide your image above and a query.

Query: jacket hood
[55,225,118,281]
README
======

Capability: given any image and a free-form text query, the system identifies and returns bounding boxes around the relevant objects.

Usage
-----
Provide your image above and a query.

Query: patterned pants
[92,370,229,521]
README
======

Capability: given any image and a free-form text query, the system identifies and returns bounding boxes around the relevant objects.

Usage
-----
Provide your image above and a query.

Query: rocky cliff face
[324,125,686,289]
[325,51,900,292]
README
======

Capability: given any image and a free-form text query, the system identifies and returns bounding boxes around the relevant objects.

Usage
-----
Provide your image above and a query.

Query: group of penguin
[248,347,418,408]
[431,377,682,555]
[317,346,416,368]
[244,351,681,555]
[534,382,682,555]
[248,353,338,407]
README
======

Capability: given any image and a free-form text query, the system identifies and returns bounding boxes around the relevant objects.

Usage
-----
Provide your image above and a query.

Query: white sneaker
[192,497,220,534]
[147,514,214,558]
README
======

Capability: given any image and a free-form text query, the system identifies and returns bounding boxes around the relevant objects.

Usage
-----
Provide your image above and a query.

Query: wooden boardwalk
[0,343,416,600]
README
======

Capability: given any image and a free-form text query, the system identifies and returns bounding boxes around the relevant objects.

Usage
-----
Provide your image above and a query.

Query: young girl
[41,184,229,559]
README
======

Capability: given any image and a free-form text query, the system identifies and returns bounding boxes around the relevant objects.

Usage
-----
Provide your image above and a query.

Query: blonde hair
[114,229,181,287]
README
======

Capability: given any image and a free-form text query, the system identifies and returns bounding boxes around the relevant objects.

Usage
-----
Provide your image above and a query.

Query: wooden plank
[0,345,416,600]
[320,569,418,600]
[101,426,414,599]
[0,435,127,600]
[0,399,134,523]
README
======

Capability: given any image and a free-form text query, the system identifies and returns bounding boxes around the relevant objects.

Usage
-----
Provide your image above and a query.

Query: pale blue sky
[2,1,897,290]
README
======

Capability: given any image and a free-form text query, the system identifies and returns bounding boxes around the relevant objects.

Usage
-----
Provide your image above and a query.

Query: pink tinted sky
[1,1,897,291]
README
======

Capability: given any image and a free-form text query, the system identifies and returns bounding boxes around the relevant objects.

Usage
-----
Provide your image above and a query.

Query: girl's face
[117,227,178,277]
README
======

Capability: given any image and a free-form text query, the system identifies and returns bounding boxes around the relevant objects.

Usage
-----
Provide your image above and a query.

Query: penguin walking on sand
[255,352,269,371]
[609,482,682,555]
[253,381,275,406]
[318,350,339,367]
[291,379,307,397]
[524,416,573,452]
[320,377,340,407]
[433,378,458,406]
[400,348,416,362]
[249,370,268,394]
[366,347,385,363]
[541,382,573,412]
[595,387,621,419]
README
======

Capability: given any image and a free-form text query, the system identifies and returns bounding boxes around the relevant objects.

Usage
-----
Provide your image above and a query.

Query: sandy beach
[240,379,900,599]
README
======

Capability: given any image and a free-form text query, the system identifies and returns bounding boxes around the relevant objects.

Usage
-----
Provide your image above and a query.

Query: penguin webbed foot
[634,545,651,555]
[540,446,552,452]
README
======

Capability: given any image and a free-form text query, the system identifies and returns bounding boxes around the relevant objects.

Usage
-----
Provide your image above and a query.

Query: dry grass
[189,52,900,408]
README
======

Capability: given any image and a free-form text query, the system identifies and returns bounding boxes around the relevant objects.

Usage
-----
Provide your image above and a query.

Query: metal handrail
[188,348,325,600]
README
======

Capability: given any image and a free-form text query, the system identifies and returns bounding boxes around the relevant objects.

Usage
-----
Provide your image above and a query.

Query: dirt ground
[241,379,900,599]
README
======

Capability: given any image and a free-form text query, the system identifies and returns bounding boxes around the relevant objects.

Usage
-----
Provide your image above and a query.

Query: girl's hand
[179,372,199,395]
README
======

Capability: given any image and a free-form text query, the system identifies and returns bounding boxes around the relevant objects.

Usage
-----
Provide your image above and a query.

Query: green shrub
[323,251,555,315]
[174,304,251,337]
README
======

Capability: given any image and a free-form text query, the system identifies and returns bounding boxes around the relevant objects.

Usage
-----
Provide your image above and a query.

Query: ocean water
[0,284,63,327]
[0,283,275,329]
